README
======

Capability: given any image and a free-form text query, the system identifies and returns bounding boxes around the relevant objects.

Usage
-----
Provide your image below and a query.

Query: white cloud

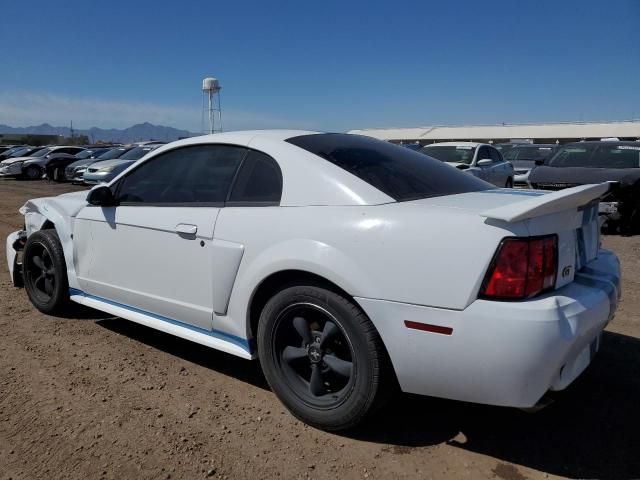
[0,91,317,132]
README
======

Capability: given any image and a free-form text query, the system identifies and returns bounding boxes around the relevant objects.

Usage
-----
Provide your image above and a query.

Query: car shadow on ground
[91,315,639,479]
[95,317,270,390]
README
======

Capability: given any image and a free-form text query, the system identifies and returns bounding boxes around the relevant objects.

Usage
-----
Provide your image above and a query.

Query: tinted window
[119,146,157,160]
[476,146,491,161]
[588,144,640,168]
[505,146,555,162]
[286,134,491,201]
[57,147,83,155]
[489,147,502,162]
[116,145,246,204]
[421,145,476,164]
[547,145,595,167]
[98,148,130,160]
[228,150,282,204]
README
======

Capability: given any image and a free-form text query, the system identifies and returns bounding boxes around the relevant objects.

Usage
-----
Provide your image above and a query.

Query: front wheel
[257,285,393,431]
[505,177,514,188]
[23,230,71,314]
[23,165,41,180]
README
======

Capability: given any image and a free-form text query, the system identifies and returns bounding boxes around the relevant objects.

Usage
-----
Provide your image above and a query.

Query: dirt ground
[0,178,638,480]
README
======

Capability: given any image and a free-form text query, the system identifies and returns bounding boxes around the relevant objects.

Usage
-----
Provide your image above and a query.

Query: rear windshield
[420,145,476,164]
[120,146,156,160]
[548,144,640,168]
[504,146,556,162]
[286,134,491,201]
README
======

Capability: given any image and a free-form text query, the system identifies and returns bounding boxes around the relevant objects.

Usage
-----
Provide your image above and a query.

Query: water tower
[202,77,222,134]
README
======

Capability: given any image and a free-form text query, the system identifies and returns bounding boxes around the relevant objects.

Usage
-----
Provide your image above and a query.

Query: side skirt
[69,289,254,360]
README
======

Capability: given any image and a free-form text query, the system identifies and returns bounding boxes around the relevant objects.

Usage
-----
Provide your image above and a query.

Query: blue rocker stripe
[68,288,251,352]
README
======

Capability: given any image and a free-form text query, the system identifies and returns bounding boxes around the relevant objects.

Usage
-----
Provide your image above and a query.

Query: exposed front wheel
[23,165,41,180]
[23,230,71,314]
[257,285,393,431]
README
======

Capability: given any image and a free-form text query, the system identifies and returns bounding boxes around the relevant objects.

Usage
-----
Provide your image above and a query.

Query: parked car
[529,141,640,234]
[0,147,51,177]
[20,146,85,179]
[0,146,85,179]
[494,143,520,155]
[82,144,163,184]
[503,144,558,186]
[6,131,620,431]
[420,142,514,187]
[66,146,133,183]
[0,146,39,162]
[0,145,18,155]
[46,147,111,182]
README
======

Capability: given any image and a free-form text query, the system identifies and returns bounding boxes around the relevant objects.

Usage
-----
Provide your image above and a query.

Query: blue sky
[1,0,639,132]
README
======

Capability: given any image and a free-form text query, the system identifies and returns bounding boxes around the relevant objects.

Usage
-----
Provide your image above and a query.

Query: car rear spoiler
[481,182,613,222]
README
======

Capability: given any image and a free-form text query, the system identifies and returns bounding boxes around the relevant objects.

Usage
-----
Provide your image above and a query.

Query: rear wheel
[51,166,65,182]
[23,230,71,314]
[257,285,393,431]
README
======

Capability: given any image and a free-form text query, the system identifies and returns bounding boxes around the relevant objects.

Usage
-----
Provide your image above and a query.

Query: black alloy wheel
[257,285,394,431]
[23,230,70,314]
[273,303,355,408]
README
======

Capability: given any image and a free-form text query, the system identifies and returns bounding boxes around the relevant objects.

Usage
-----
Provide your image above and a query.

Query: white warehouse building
[349,120,640,145]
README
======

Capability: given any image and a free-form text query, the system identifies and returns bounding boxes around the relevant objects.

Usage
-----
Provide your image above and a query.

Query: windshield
[75,148,106,159]
[7,147,31,157]
[286,134,491,201]
[504,146,555,162]
[119,146,155,160]
[30,147,51,157]
[548,144,640,168]
[420,145,476,165]
[97,147,129,160]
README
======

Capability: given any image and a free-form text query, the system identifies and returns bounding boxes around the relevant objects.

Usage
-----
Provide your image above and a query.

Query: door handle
[175,223,198,235]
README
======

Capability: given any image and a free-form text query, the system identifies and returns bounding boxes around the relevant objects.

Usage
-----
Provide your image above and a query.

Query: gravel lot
[1,178,638,480]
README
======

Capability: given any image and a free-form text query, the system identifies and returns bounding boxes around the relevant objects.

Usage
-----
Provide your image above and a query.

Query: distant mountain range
[0,122,196,143]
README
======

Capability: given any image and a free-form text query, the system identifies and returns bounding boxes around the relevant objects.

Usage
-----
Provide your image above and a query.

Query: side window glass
[489,148,502,162]
[228,150,282,204]
[477,147,490,161]
[116,145,246,204]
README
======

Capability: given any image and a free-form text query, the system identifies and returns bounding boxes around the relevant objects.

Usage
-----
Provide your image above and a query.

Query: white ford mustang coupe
[6,131,621,430]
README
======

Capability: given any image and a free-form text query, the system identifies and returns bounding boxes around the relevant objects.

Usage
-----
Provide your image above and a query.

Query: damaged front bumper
[6,230,26,287]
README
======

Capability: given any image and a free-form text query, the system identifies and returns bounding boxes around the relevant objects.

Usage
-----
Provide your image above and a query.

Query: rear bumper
[356,249,620,408]
[513,170,531,185]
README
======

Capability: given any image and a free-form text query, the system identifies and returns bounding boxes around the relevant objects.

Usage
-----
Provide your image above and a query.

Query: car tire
[505,177,514,188]
[24,165,41,180]
[22,229,71,314]
[257,285,394,431]
[51,167,65,182]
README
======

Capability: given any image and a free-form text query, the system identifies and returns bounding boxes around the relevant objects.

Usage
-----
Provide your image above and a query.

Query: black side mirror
[534,158,545,166]
[87,185,116,206]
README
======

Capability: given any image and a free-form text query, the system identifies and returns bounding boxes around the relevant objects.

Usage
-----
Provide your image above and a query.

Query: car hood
[22,157,48,166]
[67,158,99,169]
[20,190,90,220]
[528,165,640,187]
[1,155,36,165]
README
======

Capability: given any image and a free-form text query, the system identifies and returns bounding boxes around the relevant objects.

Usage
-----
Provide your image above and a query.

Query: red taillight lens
[480,235,557,300]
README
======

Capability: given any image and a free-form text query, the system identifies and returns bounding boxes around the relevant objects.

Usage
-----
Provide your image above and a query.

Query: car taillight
[479,235,557,300]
